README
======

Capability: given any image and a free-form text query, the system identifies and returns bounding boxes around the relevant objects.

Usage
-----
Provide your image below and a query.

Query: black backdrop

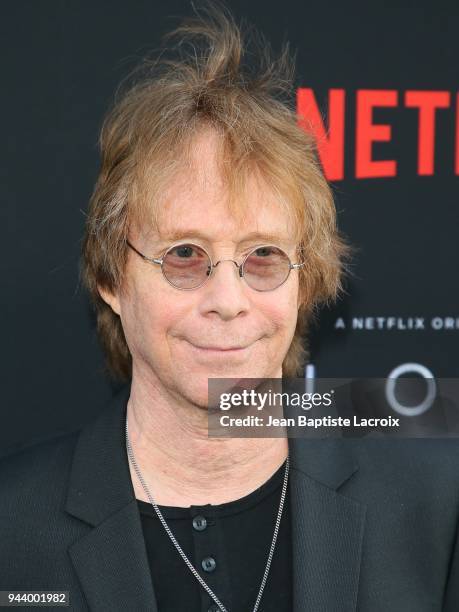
[2,0,458,455]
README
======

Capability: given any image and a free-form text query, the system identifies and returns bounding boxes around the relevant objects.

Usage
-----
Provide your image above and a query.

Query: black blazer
[1,384,458,611]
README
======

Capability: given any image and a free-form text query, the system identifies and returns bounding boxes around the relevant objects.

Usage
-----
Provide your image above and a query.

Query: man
[1,4,458,611]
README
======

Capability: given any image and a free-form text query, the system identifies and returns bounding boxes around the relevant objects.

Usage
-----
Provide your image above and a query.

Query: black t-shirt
[137,459,292,612]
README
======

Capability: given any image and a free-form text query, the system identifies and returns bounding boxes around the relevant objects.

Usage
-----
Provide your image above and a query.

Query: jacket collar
[66,384,366,612]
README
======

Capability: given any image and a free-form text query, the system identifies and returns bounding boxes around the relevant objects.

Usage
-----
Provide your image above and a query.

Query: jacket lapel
[288,436,366,612]
[65,384,366,612]
[66,385,158,612]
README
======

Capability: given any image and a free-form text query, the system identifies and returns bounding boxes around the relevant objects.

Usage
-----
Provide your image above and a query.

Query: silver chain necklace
[125,416,289,612]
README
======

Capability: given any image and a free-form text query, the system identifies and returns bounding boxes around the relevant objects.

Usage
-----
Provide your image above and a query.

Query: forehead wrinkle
[154,228,294,248]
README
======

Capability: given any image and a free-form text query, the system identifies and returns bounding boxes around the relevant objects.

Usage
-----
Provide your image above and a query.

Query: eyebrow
[156,230,293,248]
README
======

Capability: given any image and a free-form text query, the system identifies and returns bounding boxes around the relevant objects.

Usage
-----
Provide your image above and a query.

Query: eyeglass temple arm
[126,240,162,265]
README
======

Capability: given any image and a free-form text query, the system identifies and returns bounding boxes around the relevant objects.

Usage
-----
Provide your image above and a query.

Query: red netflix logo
[297,88,459,180]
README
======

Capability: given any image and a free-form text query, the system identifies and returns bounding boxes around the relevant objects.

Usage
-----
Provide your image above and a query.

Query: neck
[125,371,289,507]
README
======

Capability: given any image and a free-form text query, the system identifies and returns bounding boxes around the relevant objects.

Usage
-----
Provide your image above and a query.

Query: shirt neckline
[137,458,287,519]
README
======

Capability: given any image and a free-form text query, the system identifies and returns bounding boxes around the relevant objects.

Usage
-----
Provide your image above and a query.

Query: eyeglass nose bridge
[209,258,244,278]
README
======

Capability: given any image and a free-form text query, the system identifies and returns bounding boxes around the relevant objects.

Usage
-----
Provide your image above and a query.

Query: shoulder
[0,429,92,585]
[347,437,459,506]
[293,436,459,500]
[0,430,81,504]
[353,436,459,472]
[292,435,459,484]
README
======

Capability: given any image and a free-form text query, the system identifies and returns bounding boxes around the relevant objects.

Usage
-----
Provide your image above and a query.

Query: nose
[199,258,250,319]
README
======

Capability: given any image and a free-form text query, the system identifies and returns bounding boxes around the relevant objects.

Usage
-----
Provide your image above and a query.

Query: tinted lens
[243,246,291,291]
[162,243,211,289]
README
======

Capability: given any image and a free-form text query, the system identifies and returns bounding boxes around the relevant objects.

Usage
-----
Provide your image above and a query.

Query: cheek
[275,278,299,322]
[119,277,187,360]
[258,282,299,343]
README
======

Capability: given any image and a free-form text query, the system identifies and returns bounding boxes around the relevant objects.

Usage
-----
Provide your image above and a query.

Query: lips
[191,344,247,351]
[186,339,253,352]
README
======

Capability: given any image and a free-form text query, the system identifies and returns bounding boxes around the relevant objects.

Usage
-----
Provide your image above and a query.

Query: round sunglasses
[126,240,305,291]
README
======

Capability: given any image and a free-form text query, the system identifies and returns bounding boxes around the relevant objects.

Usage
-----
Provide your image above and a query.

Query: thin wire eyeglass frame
[126,240,305,291]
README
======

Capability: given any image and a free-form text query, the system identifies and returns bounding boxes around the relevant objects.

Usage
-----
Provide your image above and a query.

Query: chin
[182,366,274,407]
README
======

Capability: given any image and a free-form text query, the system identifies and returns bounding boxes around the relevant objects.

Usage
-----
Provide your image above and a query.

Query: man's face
[99,131,300,409]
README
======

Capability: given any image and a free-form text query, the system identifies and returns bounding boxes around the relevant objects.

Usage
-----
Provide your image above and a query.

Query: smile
[187,342,252,354]
[192,345,248,352]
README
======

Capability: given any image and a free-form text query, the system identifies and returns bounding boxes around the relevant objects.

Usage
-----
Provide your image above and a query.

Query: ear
[97,284,121,316]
